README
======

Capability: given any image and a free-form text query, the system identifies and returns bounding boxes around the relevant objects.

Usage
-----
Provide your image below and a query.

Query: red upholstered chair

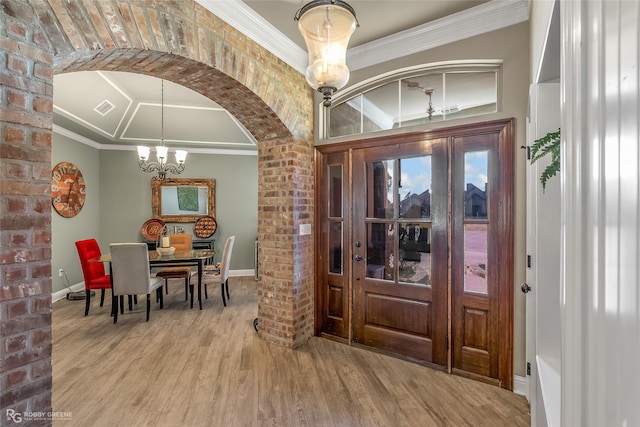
[75,239,112,316]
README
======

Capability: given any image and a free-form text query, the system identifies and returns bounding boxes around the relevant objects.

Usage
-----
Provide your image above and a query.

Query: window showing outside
[326,63,499,139]
[328,164,344,275]
[463,150,489,294]
[365,155,433,286]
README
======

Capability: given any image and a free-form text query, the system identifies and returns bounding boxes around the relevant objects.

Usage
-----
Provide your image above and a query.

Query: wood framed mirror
[151,178,216,223]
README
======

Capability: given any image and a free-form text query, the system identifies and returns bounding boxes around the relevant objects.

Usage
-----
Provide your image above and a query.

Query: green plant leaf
[530,128,560,191]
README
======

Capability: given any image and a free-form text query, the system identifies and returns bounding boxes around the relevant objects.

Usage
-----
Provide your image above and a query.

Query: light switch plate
[300,223,312,235]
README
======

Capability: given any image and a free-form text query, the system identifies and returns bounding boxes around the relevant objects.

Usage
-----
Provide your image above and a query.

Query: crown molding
[196,0,307,74]
[196,1,529,74]
[53,125,257,156]
[347,0,530,71]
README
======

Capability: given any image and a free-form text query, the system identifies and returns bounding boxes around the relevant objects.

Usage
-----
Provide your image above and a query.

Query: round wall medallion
[51,161,86,218]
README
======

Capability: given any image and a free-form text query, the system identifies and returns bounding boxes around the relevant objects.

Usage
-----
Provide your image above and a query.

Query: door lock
[354,254,363,261]
[520,283,531,293]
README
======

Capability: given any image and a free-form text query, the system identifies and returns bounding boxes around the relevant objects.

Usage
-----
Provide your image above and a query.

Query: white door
[526,82,561,427]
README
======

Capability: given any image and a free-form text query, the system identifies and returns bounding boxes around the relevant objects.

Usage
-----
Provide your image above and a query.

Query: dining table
[90,249,216,310]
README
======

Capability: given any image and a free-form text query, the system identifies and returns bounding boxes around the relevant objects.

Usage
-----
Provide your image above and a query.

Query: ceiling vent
[94,100,115,116]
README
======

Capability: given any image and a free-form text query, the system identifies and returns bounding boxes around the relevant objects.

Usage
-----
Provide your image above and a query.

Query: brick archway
[1,0,315,415]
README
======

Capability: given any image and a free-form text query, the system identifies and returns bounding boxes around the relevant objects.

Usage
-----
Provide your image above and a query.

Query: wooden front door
[315,120,514,388]
[351,139,448,366]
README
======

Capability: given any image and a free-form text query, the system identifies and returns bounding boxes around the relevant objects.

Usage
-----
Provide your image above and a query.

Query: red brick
[4,334,28,353]
[7,90,27,109]
[33,62,52,81]
[7,21,27,39]
[4,266,27,282]
[5,368,29,389]
[8,55,29,75]
[32,96,52,113]
[31,295,50,313]
[7,300,29,317]
[5,127,25,143]
[7,197,27,213]
[31,328,51,346]
[32,264,51,280]
[32,131,51,147]
[32,231,51,246]
[31,358,51,379]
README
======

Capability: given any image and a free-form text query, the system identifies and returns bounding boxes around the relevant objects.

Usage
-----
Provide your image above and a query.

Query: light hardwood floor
[52,276,530,426]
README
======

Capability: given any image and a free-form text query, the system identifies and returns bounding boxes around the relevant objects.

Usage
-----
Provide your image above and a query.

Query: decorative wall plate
[194,216,217,238]
[141,218,166,241]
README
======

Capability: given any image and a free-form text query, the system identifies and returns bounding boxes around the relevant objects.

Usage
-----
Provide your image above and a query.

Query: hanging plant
[530,128,560,190]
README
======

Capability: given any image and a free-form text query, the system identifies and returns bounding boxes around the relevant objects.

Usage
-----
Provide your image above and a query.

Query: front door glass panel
[329,221,343,274]
[463,223,487,293]
[399,222,431,285]
[399,156,431,219]
[463,150,489,294]
[366,160,395,219]
[366,222,394,281]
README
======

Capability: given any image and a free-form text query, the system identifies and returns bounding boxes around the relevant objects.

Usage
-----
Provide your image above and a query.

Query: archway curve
[55,49,293,143]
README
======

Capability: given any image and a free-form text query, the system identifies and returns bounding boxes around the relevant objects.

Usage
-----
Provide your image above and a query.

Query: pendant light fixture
[295,0,358,107]
[137,79,187,181]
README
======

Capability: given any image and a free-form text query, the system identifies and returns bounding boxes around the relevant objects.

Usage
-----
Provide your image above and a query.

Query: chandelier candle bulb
[162,237,170,248]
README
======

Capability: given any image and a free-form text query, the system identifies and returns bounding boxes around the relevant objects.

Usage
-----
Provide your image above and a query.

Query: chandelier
[406,80,435,121]
[295,0,358,107]
[137,79,187,181]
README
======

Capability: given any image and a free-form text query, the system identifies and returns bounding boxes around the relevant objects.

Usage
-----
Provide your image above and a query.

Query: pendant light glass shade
[295,0,358,106]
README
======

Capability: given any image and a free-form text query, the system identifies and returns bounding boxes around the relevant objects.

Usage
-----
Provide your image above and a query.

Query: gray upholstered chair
[193,235,235,306]
[110,243,164,323]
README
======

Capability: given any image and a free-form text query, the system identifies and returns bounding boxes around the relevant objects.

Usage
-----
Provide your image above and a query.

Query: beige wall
[316,22,530,377]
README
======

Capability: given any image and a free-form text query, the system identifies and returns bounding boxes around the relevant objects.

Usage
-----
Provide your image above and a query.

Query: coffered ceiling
[53,0,529,152]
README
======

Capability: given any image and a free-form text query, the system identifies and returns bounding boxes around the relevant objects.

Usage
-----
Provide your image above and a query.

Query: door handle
[520,283,531,294]
[354,255,363,262]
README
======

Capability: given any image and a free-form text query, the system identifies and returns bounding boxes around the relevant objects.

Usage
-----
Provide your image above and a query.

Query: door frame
[315,119,515,389]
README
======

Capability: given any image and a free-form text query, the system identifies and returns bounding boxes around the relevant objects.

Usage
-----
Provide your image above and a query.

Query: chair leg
[221,282,226,307]
[119,296,124,314]
[184,278,188,301]
[84,290,91,316]
[134,295,138,305]
[113,295,118,324]
[146,294,151,321]
[100,289,105,307]
[165,280,169,294]
[128,295,133,311]
[204,283,208,299]
[225,278,230,300]
[189,284,194,309]
[157,288,164,309]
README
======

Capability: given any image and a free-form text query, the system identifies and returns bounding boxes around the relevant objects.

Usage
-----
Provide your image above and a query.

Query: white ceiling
[53,0,529,151]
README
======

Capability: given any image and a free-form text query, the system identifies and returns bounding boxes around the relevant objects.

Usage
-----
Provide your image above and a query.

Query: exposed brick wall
[1,0,316,419]
[257,136,314,348]
[1,0,55,423]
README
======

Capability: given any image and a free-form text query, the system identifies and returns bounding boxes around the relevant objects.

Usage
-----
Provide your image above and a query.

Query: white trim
[348,0,529,71]
[53,125,258,156]
[196,0,528,74]
[195,0,307,74]
[52,282,85,303]
[229,270,254,277]
[52,271,253,303]
[513,375,528,397]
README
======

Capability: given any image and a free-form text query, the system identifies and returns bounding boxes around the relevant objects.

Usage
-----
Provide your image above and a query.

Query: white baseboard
[230,269,254,277]
[52,282,85,303]
[513,375,528,397]
[52,270,254,303]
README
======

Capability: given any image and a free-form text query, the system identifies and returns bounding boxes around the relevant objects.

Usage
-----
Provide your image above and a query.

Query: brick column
[258,136,315,347]
[1,1,54,423]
